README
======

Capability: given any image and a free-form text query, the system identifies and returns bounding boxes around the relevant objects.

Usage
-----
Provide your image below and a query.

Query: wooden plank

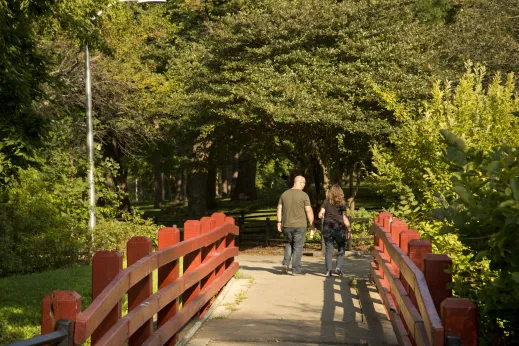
[93,248,239,346]
[388,308,413,346]
[373,249,429,345]
[370,262,396,314]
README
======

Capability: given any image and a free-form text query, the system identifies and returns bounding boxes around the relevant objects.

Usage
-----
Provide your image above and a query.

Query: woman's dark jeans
[323,227,346,272]
[282,227,306,274]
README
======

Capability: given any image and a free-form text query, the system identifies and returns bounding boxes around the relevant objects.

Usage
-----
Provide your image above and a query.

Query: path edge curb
[175,276,237,346]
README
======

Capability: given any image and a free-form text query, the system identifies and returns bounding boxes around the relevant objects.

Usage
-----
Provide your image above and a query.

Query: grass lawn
[0,259,176,345]
[0,265,92,345]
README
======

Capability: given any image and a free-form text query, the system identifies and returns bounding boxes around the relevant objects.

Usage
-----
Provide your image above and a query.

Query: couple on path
[276,175,351,276]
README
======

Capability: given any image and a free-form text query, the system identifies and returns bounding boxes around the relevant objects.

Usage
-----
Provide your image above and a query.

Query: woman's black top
[322,200,346,230]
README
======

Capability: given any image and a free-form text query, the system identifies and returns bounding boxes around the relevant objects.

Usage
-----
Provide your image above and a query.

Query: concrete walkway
[186,254,397,346]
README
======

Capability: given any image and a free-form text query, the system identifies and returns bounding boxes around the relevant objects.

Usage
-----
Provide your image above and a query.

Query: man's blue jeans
[282,227,306,274]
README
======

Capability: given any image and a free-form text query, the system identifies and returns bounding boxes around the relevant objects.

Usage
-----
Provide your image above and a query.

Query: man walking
[277,175,316,275]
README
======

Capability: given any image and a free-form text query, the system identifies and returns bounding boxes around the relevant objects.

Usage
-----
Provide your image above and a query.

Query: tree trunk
[168,174,173,201]
[182,169,187,203]
[135,178,139,202]
[139,177,144,203]
[347,162,363,212]
[206,161,217,209]
[188,171,207,218]
[161,172,165,202]
[102,132,131,211]
[175,170,183,202]
[220,167,227,197]
[188,142,211,218]
[231,153,239,192]
[311,155,323,216]
[153,151,163,209]
[222,164,232,197]
[231,156,258,201]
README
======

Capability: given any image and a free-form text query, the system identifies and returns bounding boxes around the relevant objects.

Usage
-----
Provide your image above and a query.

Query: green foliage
[371,63,519,215]
[371,65,519,344]
[349,208,379,239]
[93,210,160,256]
[170,0,441,178]
[0,0,107,186]
[0,168,89,276]
[412,0,455,24]
[433,132,519,344]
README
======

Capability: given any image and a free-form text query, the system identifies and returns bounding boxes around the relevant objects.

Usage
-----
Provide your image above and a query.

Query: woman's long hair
[326,184,345,206]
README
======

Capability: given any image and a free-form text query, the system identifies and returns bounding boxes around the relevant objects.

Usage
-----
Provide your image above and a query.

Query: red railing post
[90,251,122,345]
[389,219,408,277]
[158,227,180,346]
[127,236,153,346]
[224,215,236,269]
[408,239,432,270]
[41,291,81,336]
[441,298,478,345]
[408,239,432,309]
[213,217,230,279]
[423,254,452,316]
[376,212,392,255]
[183,220,202,309]
[399,230,421,292]
[200,216,216,316]
[397,230,421,339]
[211,212,226,227]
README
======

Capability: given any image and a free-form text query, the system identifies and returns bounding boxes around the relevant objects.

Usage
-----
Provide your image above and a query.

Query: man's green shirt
[278,189,311,228]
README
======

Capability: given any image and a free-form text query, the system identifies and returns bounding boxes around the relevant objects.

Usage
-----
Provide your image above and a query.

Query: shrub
[431,131,519,344]
[0,168,88,276]
[93,211,161,256]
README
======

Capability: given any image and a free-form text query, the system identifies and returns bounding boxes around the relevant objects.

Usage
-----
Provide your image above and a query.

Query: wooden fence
[371,212,477,346]
[153,210,373,248]
[32,212,239,346]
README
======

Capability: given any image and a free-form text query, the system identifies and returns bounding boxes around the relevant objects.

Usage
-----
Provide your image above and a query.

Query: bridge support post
[127,236,153,346]
[90,251,122,344]
[41,291,82,338]
[200,216,217,316]
[408,239,432,310]
[183,220,202,313]
[158,227,180,345]
[423,254,452,315]
[225,215,236,269]
[389,219,408,277]
[441,298,478,345]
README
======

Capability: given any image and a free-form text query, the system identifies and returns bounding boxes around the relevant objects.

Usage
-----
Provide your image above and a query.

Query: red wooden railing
[370,212,478,346]
[39,212,239,346]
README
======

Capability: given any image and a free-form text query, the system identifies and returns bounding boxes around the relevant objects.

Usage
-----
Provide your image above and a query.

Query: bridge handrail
[34,212,239,346]
[74,221,238,343]
[371,221,443,346]
[370,212,477,346]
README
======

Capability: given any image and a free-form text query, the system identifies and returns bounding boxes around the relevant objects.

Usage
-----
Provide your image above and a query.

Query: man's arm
[277,204,283,232]
[305,205,315,230]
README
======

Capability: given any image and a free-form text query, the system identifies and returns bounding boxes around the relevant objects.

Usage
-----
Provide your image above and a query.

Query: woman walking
[318,184,351,277]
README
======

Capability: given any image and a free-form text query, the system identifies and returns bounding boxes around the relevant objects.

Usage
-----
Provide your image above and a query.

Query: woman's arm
[318,208,325,219]
[342,213,352,238]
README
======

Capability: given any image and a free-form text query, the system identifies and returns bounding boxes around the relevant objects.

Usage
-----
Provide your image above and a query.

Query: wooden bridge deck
[185,254,397,346]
